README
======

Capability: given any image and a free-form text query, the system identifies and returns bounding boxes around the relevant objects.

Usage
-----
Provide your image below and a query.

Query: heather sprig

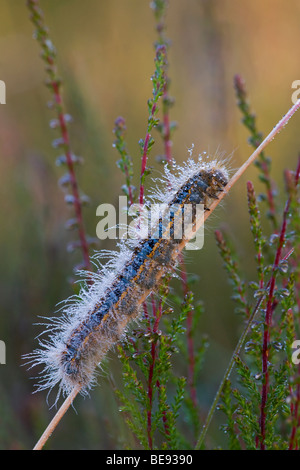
[115,279,188,450]
[113,116,136,206]
[218,379,241,449]
[259,157,300,449]
[215,230,250,317]
[247,181,266,289]
[139,43,168,204]
[151,0,176,164]
[27,0,93,273]
[234,74,277,228]
[214,114,300,449]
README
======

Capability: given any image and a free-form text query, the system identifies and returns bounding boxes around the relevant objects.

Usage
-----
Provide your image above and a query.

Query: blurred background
[0,0,300,449]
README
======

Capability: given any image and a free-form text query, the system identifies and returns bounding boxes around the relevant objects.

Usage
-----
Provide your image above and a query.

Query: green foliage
[27,0,93,273]
[234,74,277,228]
[25,0,300,451]
[111,1,300,452]
[115,283,188,450]
[216,80,300,450]
[113,116,136,203]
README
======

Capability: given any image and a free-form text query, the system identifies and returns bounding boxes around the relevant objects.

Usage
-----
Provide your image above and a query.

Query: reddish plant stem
[144,296,171,443]
[50,77,91,271]
[259,156,300,449]
[260,208,289,449]
[288,168,300,449]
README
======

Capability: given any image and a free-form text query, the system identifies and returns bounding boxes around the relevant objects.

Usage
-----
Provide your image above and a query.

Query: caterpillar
[26,155,229,402]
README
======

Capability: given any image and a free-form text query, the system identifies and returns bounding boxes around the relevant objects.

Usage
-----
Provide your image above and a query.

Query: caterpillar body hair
[26,154,229,401]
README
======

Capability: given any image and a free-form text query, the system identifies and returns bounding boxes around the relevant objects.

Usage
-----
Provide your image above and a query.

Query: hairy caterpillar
[26,155,229,401]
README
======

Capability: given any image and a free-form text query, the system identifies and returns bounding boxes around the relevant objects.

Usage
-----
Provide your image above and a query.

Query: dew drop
[245,341,255,353]
[253,288,267,299]
[49,118,59,129]
[65,194,75,205]
[52,137,65,148]
[269,233,279,245]
[279,261,288,274]
[272,341,283,351]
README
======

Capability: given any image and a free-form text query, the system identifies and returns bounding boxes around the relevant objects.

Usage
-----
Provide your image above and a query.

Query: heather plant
[27,0,96,277]
[213,82,300,450]
[24,0,300,451]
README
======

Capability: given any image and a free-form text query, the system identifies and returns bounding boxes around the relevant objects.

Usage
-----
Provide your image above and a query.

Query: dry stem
[33,385,81,450]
